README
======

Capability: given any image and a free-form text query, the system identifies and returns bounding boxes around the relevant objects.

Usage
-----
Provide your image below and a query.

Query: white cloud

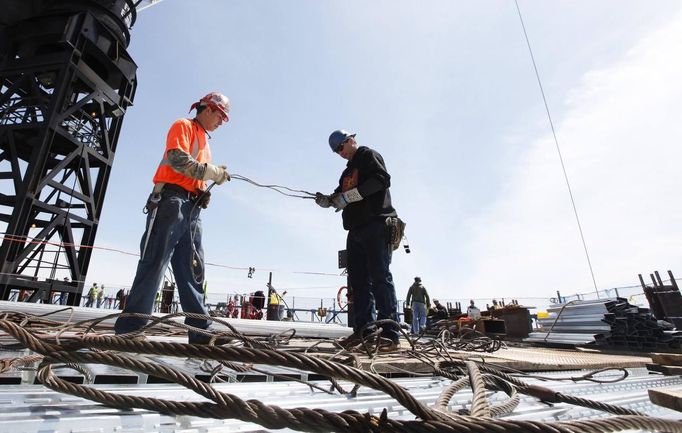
[459,11,682,304]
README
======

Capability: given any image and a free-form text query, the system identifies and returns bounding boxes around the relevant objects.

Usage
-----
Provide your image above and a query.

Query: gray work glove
[331,188,363,210]
[203,163,230,185]
[315,192,331,208]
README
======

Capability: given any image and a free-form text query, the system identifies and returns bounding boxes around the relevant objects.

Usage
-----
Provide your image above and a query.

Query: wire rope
[514,0,599,297]
[230,174,316,199]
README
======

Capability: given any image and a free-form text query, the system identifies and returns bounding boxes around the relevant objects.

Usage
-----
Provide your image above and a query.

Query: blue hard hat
[328,129,356,151]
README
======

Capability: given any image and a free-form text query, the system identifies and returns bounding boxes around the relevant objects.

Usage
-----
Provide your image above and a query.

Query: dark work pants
[114,189,210,341]
[347,219,399,342]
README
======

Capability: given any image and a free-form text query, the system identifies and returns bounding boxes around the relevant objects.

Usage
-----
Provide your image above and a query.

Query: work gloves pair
[203,163,230,185]
[315,188,363,210]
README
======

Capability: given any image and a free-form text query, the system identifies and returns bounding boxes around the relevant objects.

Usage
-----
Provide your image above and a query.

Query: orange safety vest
[152,118,212,192]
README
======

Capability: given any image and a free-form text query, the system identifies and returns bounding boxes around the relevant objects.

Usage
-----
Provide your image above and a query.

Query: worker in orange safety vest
[114,92,231,344]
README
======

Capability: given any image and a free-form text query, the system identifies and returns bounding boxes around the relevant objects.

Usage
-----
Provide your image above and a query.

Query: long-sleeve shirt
[405,282,430,306]
[335,146,397,230]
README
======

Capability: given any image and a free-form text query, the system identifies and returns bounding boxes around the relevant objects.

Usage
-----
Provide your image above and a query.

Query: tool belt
[162,183,198,200]
[385,216,406,251]
[144,183,204,214]
[162,183,210,208]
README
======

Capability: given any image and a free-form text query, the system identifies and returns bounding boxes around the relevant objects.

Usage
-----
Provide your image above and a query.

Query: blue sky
[88,1,682,310]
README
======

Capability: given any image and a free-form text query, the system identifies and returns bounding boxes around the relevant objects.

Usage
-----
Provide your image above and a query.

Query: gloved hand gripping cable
[185,174,322,284]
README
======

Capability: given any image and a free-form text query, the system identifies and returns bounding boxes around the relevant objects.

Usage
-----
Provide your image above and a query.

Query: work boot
[188,326,233,345]
[336,332,364,350]
[377,339,400,353]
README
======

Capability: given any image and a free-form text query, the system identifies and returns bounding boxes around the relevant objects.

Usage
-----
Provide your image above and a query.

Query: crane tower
[0,1,159,304]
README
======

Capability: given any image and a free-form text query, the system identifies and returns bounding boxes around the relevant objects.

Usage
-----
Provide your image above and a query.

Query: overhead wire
[0,233,343,279]
[514,0,600,297]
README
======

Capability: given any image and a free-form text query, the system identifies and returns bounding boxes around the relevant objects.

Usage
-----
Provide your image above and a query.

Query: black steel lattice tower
[0,1,138,304]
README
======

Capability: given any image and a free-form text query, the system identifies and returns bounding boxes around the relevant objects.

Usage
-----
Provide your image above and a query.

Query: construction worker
[315,130,400,352]
[96,284,105,308]
[59,278,69,305]
[467,299,481,319]
[405,277,430,334]
[85,283,97,307]
[114,92,231,344]
[432,300,448,319]
[267,286,285,320]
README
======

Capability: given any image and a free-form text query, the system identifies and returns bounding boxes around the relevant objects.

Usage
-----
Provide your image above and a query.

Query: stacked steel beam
[594,298,682,351]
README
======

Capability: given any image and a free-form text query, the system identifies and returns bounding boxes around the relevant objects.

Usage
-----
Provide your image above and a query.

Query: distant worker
[405,276,430,334]
[432,299,448,320]
[489,299,500,311]
[59,277,69,305]
[315,130,401,352]
[114,92,232,344]
[467,299,481,320]
[96,284,105,308]
[267,285,283,321]
[85,283,97,307]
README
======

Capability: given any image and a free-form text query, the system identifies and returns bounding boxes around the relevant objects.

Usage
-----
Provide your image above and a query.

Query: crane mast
[0,1,156,304]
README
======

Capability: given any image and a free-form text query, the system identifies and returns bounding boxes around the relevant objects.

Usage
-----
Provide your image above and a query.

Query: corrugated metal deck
[0,368,679,432]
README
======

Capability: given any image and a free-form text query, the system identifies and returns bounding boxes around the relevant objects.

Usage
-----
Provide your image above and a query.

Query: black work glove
[196,189,211,209]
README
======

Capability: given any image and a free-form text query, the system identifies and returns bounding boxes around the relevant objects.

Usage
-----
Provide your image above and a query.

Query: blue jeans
[411,301,427,333]
[347,220,399,342]
[114,189,210,341]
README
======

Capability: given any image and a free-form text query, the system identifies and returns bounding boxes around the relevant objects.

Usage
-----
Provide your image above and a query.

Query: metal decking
[1,302,681,432]
[0,368,679,432]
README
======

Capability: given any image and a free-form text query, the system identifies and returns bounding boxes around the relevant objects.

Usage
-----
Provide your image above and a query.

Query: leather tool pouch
[143,192,162,214]
[386,216,406,251]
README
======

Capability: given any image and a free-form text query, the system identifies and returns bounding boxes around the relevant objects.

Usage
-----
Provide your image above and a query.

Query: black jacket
[335,146,397,230]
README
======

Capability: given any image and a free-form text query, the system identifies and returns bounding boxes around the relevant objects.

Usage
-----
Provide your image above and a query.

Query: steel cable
[230,174,317,199]
[1,316,681,433]
[439,359,644,417]
[466,361,491,417]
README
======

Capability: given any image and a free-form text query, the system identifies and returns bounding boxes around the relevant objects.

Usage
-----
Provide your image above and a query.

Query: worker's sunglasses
[333,140,347,153]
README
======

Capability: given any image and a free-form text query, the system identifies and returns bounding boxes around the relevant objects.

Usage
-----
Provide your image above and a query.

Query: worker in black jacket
[316,130,400,352]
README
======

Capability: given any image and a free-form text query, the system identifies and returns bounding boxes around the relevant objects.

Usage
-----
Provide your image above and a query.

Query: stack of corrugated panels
[526,298,682,350]
[525,299,614,346]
